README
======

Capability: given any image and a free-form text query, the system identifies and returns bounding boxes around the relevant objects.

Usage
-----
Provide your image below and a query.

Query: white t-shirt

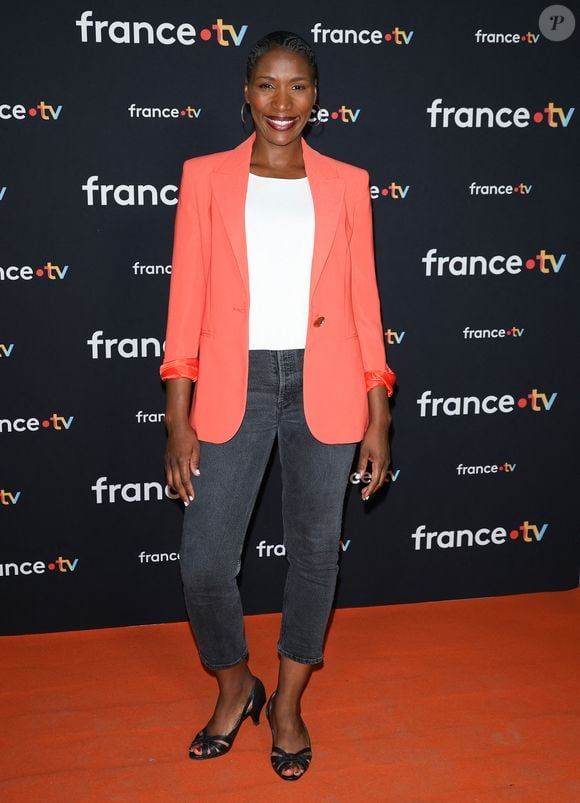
[244,173,315,349]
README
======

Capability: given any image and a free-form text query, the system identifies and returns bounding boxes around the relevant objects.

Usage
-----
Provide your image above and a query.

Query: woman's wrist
[367,385,391,426]
[366,416,391,434]
[165,415,192,432]
[164,377,194,432]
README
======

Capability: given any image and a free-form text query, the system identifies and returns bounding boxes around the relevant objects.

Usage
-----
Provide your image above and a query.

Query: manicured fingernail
[194,469,200,476]
[184,500,189,507]
[189,495,194,501]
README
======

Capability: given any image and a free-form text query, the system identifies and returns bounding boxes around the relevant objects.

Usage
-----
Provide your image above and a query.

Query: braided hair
[245,30,318,82]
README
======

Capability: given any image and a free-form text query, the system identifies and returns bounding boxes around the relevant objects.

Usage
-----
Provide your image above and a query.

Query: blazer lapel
[302,139,344,300]
[210,132,344,304]
[210,134,255,301]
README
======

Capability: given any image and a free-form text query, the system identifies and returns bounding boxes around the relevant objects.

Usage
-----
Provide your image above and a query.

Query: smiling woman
[159,29,397,782]
[243,39,317,166]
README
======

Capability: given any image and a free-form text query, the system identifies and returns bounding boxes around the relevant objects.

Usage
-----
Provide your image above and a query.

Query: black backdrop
[1,1,578,635]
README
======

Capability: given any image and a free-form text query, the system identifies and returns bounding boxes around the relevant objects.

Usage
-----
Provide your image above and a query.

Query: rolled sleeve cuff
[159,357,199,381]
[364,367,397,397]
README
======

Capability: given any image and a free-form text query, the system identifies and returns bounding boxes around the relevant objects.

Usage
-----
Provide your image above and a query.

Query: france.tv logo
[423,248,565,277]
[0,102,62,121]
[427,98,574,128]
[309,104,361,124]
[0,556,79,577]
[416,388,557,417]
[0,413,74,434]
[0,489,21,506]
[411,520,548,550]
[0,262,69,282]
[370,181,410,200]
[76,11,247,46]
[311,23,414,45]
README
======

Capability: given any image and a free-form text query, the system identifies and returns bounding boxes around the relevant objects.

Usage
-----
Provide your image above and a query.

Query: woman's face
[244,47,317,146]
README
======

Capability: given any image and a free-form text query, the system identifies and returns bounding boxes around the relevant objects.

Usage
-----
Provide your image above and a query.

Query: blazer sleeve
[350,170,397,397]
[159,160,207,382]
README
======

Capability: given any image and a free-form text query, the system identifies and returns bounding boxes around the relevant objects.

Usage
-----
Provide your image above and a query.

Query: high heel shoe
[266,691,312,781]
[188,676,266,760]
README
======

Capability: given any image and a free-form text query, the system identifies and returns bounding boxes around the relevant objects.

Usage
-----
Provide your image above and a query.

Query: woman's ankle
[215,663,254,698]
[270,691,301,716]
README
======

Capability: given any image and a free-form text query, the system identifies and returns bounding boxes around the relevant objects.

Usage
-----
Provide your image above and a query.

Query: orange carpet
[1,590,579,802]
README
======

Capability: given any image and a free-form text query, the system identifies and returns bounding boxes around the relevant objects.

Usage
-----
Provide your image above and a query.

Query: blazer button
[313,316,325,327]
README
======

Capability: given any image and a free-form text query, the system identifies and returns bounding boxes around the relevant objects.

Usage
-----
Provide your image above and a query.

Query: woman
[160,31,396,781]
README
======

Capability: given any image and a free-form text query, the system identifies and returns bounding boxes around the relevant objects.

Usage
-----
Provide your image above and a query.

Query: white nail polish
[194,469,200,476]
[184,500,189,507]
[189,495,194,501]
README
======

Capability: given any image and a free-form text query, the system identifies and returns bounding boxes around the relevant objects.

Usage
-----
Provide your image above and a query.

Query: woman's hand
[163,378,199,505]
[355,421,391,501]
[164,421,201,505]
[356,386,392,501]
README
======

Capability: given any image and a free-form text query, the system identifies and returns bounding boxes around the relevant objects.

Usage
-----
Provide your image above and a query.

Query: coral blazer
[160,131,396,444]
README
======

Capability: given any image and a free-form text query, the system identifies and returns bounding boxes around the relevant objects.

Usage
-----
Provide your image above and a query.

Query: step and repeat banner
[1,2,578,634]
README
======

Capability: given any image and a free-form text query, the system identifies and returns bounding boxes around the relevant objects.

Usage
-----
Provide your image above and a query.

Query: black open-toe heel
[188,676,266,760]
[266,691,312,781]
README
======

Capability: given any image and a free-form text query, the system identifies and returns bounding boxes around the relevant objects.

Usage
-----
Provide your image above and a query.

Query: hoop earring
[240,101,250,124]
[310,103,322,127]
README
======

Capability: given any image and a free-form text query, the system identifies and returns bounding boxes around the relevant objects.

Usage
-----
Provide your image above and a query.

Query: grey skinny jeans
[179,348,358,669]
